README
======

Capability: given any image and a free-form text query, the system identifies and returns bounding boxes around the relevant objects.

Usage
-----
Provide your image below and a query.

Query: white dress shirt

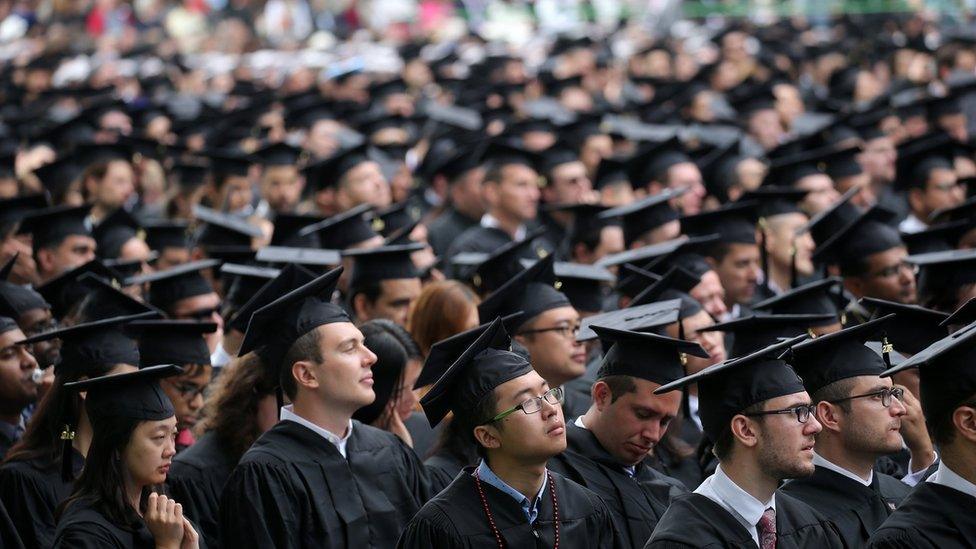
[210,343,232,369]
[811,452,872,486]
[898,214,927,234]
[279,405,353,458]
[481,213,526,241]
[687,394,703,431]
[695,465,777,548]
[928,461,976,499]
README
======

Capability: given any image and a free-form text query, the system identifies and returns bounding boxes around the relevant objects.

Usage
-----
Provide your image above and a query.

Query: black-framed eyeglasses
[485,386,565,424]
[828,387,905,408]
[870,261,917,279]
[744,403,816,424]
[164,380,207,400]
[517,323,580,340]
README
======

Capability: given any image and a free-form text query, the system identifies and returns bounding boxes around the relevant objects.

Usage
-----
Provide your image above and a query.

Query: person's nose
[20,348,38,371]
[641,421,664,445]
[890,395,908,417]
[363,347,378,367]
[804,414,822,436]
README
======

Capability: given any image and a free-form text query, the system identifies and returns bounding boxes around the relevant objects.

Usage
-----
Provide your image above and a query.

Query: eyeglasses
[743,403,817,424]
[165,380,207,400]
[485,386,565,423]
[828,387,905,408]
[929,181,960,193]
[869,261,917,279]
[517,323,580,340]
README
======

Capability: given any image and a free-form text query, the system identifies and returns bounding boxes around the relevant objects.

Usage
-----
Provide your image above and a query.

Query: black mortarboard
[192,205,262,250]
[881,323,976,430]
[627,140,692,187]
[801,186,862,248]
[785,314,896,394]
[592,325,707,385]
[92,208,142,259]
[255,246,342,270]
[824,146,865,180]
[221,263,280,315]
[482,141,542,170]
[417,139,487,183]
[302,144,372,191]
[238,267,350,371]
[419,317,533,427]
[126,320,215,367]
[129,259,219,312]
[343,243,423,290]
[252,142,305,167]
[577,299,681,342]
[740,187,808,218]
[900,220,973,255]
[20,313,151,377]
[703,313,838,358]
[601,188,685,247]
[32,158,84,203]
[35,260,123,320]
[907,248,976,307]
[549,261,614,314]
[613,263,658,300]
[629,265,702,320]
[64,364,180,424]
[655,335,808,441]
[538,142,581,178]
[271,213,323,247]
[859,297,949,355]
[893,132,956,191]
[206,150,253,179]
[20,205,92,250]
[477,255,571,331]
[226,263,316,333]
[72,142,132,169]
[762,144,849,188]
[170,159,211,191]
[929,196,976,224]
[752,277,843,320]
[0,194,49,226]
[372,201,424,238]
[812,206,902,267]
[143,220,190,251]
[451,228,548,293]
[593,156,633,191]
[415,312,527,390]
[297,203,378,250]
[545,203,618,248]
[681,201,759,245]
[69,272,161,322]
[941,297,976,330]
[0,254,50,317]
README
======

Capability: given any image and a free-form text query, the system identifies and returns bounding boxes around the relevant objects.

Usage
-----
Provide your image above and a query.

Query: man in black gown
[868,322,976,548]
[780,316,911,545]
[549,326,706,548]
[398,317,622,548]
[646,337,845,548]
[219,267,430,548]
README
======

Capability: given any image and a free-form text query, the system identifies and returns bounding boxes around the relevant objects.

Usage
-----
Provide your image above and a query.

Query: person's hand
[180,518,199,549]
[375,406,413,448]
[145,493,185,549]
[895,384,937,472]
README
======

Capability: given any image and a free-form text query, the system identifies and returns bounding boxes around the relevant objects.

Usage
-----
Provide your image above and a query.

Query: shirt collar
[279,405,353,458]
[929,461,976,499]
[475,459,548,523]
[811,451,873,486]
[572,416,638,477]
[709,464,776,528]
[480,213,526,241]
[687,394,702,430]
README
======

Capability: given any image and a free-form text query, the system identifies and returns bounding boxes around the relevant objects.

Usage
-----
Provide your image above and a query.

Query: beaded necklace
[472,469,560,549]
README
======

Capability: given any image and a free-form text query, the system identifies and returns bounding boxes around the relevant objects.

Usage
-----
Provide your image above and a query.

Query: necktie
[757,507,776,549]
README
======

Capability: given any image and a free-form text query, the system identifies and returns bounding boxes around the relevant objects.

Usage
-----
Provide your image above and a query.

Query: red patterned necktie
[757,507,776,549]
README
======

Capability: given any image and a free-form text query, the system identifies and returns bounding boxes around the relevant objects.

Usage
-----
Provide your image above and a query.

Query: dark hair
[704,241,732,262]
[354,320,412,426]
[280,327,324,401]
[349,279,382,307]
[197,352,277,463]
[921,282,976,314]
[435,390,499,463]
[56,414,152,530]
[79,160,114,203]
[712,400,765,461]
[839,257,870,278]
[811,377,857,414]
[598,375,637,403]
[930,392,976,447]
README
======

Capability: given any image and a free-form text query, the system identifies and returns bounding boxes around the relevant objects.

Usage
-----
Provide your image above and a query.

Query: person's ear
[473,424,502,452]
[35,248,54,274]
[645,180,664,196]
[842,275,864,299]
[815,401,842,434]
[292,360,320,391]
[591,381,613,411]
[953,403,976,443]
[907,187,926,214]
[730,414,760,449]
[352,293,370,321]
[704,255,718,271]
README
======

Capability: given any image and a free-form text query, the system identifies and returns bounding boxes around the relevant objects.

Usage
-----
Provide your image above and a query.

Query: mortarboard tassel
[789,241,798,289]
[881,333,893,370]
[60,424,76,482]
[275,386,284,420]
[758,217,771,293]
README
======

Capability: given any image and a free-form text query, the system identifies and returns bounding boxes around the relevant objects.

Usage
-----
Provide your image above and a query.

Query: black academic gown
[781,465,910,546]
[0,450,84,549]
[445,225,553,262]
[0,497,24,549]
[166,431,237,549]
[52,496,156,549]
[549,423,687,548]
[396,466,623,549]
[427,207,479,257]
[867,481,976,548]
[644,491,846,548]
[425,450,470,495]
[560,385,592,421]
[218,419,430,549]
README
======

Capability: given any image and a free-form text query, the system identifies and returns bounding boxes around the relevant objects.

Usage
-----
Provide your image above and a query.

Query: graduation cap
[592,325,708,385]
[302,144,373,191]
[900,219,973,255]
[593,156,633,191]
[226,263,316,333]
[812,206,902,268]
[19,204,93,251]
[538,141,582,179]
[19,312,153,377]
[72,142,132,169]
[544,203,618,249]
[762,144,851,187]
[0,194,49,226]
[32,158,85,204]
[0,254,50,317]
[941,297,976,330]
[35,260,123,320]
[681,200,759,245]
[252,142,305,167]
[577,299,681,342]
[784,314,896,395]
[254,246,342,270]
[296,203,378,250]
[697,142,746,203]
[703,313,839,359]
[372,201,424,238]
[824,145,865,180]
[906,248,976,308]
[170,159,211,191]
[126,319,216,367]
[451,228,547,293]
[880,322,976,431]
[477,255,571,332]
[64,364,182,424]
[596,235,691,269]
[752,277,843,321]
[482,140,543,171]
[740,187,809,218]
[221,263,281,317]
[859,297,948,355]
[192,205,262,250]
[238,267,350,371]
[415,312,527,389]
[205,150,253,180]
[628,264,702,318]
[601,188,685,247]
[800,186,862,248]
[143,220,190,252]
[92,208,143,259]
[627,140,692,187]
[271,213,323,247]
[419,316,533,428]
[343,243,423,291]
[417,138,487,183]
[654,334,809,441]
[129,259,219,312]
[893,132,955,191]
[549,261,614,314]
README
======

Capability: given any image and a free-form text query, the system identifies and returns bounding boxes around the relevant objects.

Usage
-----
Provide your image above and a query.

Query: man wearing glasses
[646,336,844,548]
[400,317,620,549]
[780,316,911,546]
[896,143,964,235]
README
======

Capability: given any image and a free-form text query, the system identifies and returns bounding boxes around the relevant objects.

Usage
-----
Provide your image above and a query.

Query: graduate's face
[753,392,821,480]
[160,364,212,432]
[665,162,706,215]
[848,247,916,304]
[260,166,304,213]
[711,243,760,307]
[796,174,840,216]
[124,415,177,487]
[39,235,97,278]
[592,378,682,466]
[515,307,586,387]
[0,327,39,414]
[488,372,566,459]
[833,376,907,456]
[689,270,727,321]
[314,322,378,409]
[765,213,814,277]
[359,278,423,327]
[490,164,540,223]
[18,307,60,369]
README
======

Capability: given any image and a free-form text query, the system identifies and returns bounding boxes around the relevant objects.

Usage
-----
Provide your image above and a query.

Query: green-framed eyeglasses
[484,386,565,424]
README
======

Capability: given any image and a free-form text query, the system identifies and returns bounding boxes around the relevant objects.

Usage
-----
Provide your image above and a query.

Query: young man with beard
[549,326,708,548]
[398,317,621,549]
[646,337,845,548]
[780,316,912,545]
[219,267,430,548]
[0,317,38,459]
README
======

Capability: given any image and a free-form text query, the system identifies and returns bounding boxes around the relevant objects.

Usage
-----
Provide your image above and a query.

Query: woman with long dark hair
[54,365,198,548]
[354,320,422,445]
[0,315,144,548]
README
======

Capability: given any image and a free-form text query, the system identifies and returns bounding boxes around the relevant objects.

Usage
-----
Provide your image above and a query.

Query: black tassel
[789,241,798,289]
[275,386,284,419]
[60,425,75,482]
[758,217,770,293]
